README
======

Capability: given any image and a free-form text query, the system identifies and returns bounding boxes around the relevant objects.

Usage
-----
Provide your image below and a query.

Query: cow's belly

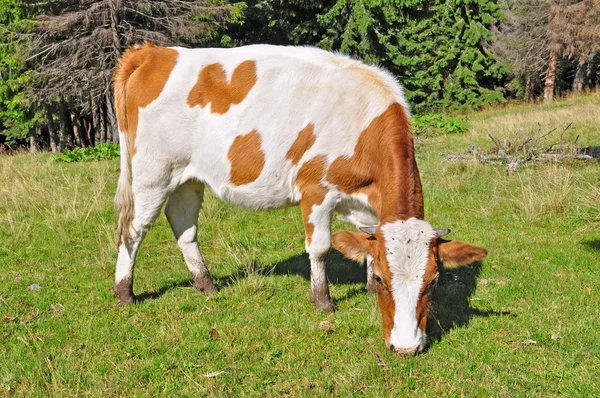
[180,158,297,210]
[216,182,296,210]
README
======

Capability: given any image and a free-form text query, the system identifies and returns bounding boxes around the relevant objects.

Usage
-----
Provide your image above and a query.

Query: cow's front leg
[365,254,376,293]
[300,194,336,313]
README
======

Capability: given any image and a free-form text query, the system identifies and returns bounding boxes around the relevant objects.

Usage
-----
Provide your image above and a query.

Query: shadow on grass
[582,240,600,252]
[135,253,510,349]
[135,279,193,303]
[136,249,366,304]
[426,261,513,348]
[211,250,368,301]
[272,250,369,303]
[272,250,366,284]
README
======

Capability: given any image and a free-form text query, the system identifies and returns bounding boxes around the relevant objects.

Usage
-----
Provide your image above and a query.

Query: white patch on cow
[307,191,340,252]
[335,194,379,228]
[305,191,340,300]
[380,218,437,351]
[134,45,409,212]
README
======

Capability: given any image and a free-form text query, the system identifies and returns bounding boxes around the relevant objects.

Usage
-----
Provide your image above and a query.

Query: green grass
[1,94,599,396]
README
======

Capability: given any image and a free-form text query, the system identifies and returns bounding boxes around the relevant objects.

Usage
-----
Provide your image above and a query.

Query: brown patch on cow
[326,103,423,219]
[331,230,371,264]
[371,249,396,346]
[113,277,135,306]
[113,43,178,156]
[436,239,488,268]
[228,130,265,186]
[416,243,439,331]
[296,156,328,246]
[286,124,316,165]
[187,60,257,114]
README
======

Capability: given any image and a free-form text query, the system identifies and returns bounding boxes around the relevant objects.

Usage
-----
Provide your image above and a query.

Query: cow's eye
[373,274,383,285]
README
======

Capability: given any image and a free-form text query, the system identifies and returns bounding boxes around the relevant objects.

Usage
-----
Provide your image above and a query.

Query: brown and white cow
[113,43,487,354]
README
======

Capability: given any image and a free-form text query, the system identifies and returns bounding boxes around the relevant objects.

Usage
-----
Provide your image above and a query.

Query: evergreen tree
[226,0,506,112]
[0,0,39,147]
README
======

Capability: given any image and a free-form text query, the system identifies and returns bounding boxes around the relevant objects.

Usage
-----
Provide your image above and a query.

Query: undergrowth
[52,142,119,162]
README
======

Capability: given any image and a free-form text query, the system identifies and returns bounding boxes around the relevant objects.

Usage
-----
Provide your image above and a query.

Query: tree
[226,0,506,113]
[25,0,236,147]
[495,0,600,103]
[0,0,41,149]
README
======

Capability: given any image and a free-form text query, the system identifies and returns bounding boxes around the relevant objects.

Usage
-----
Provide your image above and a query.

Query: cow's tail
[113,47,143,247]
[114,132,134,247]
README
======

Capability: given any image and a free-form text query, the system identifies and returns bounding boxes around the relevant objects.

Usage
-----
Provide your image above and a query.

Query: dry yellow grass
[463,92,600,148]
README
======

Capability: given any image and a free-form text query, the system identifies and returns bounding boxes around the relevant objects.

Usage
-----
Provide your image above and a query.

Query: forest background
[0,0,599,152]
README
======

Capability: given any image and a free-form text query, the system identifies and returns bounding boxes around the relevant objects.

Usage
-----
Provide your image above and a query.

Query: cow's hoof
[114,278,135,305]
[313,299,336,313]
[365,281,377,293]
[193,275,217,294]
[117,295,135,306]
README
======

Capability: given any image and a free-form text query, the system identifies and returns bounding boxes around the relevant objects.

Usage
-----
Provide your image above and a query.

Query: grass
[1,93,599,396]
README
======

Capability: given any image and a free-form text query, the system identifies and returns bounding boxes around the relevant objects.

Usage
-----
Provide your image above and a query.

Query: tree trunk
[58,97,74,150]
[45,103,60,153]
[99,99,108,143]
[72,109,89,148]
[84,117,95,147]
[71,111,82,147]
[108,0,122,58]
[28,127,38,153]
[91,95,100,146]
[572,56,585,93]
[543,49,557,104]
[105,89,119,144]
[524,74,534,103]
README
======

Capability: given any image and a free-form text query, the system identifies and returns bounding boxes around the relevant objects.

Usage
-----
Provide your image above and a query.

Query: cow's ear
[332,231,375,263]
[436,239,488,268]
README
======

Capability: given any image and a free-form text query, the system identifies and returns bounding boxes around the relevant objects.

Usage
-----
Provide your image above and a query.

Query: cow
[112,43,488,354]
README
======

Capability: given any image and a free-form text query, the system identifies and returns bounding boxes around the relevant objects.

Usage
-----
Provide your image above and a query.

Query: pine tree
[226,0,507,112]
[0,0,40,147]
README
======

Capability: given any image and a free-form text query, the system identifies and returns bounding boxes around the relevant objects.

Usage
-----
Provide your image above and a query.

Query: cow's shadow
[583,240,600,252]
[426,262,512,347]
[136,250,510,348]
[135,249,364,303]
[267,254,512,348]
[209,250,367,302]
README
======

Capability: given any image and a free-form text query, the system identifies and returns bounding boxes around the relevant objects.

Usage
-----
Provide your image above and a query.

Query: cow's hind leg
[114,184,170,305]
[300,194,337,313]
[165,180,216,294]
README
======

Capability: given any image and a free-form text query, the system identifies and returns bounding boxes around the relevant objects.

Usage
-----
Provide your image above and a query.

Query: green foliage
[52,143,120,162]
[413,113,468,135]
[0,0,40,142]
[225,0,507,113]
[190,1,247,47]
[318,0,507,112]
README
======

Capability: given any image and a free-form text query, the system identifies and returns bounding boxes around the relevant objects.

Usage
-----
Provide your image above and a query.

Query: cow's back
[119,44,409,210]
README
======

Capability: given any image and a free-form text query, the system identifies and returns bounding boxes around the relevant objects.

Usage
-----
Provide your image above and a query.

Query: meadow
[1,93,599,396]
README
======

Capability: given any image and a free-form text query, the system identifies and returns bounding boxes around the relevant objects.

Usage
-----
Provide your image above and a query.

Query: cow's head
[332,217,487,355]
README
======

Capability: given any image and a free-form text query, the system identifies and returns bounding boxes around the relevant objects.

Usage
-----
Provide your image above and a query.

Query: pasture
[1,93,599,396]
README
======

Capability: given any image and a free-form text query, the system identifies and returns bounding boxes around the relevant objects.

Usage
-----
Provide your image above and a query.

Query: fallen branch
[444,124,594,173]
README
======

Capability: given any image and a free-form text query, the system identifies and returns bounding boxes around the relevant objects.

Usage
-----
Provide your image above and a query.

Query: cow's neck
[326,102,424,224]
[377,134,424,223]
